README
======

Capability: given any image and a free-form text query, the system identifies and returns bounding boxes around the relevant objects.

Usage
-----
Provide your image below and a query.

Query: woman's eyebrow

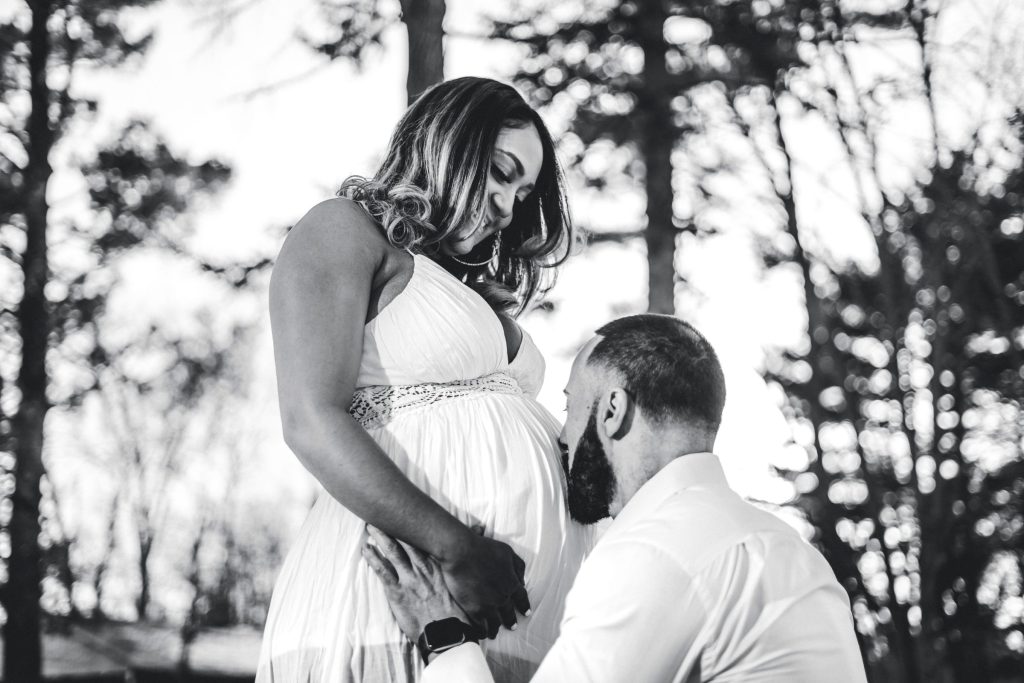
[496,148,524,177]
[497,148,536,193]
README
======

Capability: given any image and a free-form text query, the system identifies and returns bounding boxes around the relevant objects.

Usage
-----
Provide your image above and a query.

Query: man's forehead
[567,336,603,388]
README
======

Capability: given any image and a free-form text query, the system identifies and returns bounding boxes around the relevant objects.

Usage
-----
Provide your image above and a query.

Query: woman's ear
[599,387,632,440]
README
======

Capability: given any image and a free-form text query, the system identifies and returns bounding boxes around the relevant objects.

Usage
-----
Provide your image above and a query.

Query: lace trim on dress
[349,372,523,429]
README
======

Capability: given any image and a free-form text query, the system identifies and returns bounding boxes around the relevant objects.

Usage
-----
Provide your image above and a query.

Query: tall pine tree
[0,2,267,677]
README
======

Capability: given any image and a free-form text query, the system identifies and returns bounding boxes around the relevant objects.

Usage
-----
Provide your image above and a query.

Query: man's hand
[363,525,469,642]
[436,530,531,639]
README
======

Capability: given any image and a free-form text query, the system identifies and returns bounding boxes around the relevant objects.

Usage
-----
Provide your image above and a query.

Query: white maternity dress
[256,253,591,682]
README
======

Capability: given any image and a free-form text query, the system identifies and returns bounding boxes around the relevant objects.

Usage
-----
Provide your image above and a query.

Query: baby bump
[368,392,572,587]
[367,392,583,680]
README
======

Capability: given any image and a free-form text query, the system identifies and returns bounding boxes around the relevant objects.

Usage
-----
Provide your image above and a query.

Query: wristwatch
[416,617,479,664]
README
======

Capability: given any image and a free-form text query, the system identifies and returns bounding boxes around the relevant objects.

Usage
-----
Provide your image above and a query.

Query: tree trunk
[45,475,82,624]
[637,2,676,315]
[137,532,153,620]
[178,522,207,678]
[399,0,445,105]
[92,493,119,620]
[4,1,54,680]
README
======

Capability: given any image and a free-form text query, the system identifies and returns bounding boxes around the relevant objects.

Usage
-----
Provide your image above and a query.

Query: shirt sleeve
[423,540,707,683]
[422,643,495,683]
[531,539,708,683]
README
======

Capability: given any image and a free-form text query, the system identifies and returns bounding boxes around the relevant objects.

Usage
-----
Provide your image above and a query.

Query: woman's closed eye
[492,164,533,204]
[492,163,513,184]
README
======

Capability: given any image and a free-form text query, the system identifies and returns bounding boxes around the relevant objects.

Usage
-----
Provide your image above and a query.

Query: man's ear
[598,387,633,440]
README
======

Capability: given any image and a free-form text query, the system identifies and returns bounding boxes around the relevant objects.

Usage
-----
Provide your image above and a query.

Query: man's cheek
[567,438,580,470]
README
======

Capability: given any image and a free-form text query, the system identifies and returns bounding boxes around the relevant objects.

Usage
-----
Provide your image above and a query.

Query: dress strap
[349,372,522,429]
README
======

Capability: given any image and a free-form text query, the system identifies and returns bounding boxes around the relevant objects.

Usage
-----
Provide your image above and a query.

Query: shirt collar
[611,452,730,525]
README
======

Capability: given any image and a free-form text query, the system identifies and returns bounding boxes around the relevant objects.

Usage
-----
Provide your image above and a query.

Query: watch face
[423,617,468,650]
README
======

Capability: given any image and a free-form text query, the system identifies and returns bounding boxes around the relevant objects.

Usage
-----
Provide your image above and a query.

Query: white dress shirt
[424,452,867,683]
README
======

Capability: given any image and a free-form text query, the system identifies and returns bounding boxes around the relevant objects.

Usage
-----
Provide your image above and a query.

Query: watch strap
[416,619,479,665]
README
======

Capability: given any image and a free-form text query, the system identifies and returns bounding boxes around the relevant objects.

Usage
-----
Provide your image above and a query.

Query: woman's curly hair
[338,178,436,251]
[339,77,572,316]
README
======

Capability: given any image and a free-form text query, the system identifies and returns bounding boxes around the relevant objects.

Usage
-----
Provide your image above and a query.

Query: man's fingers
[397,538,433,578]
[511,584,532,617]
[361,543,399,587]
[366,525,412,576]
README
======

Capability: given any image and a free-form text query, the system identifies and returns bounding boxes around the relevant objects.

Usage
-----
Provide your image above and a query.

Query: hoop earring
[451,232,501,268]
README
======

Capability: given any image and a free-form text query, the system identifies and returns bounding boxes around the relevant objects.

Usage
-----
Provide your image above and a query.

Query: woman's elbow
[278,401,351,462]
[279,403,321,456]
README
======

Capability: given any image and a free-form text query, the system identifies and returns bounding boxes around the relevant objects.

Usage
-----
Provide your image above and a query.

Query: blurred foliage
[497,0,1023,680]
[302,0,394,63]
[294,0,444,103]
[765,131,1024,681]
[0,0,273,678]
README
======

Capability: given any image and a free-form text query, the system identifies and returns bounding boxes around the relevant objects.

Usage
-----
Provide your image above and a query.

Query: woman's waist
[350,371,535,430]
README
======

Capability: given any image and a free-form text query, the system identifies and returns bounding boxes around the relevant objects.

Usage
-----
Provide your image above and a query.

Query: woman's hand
[437,529,531,639]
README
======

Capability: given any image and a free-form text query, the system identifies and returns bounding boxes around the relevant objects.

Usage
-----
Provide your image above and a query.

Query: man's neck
[641,423,713,464]
[612,426,713,513]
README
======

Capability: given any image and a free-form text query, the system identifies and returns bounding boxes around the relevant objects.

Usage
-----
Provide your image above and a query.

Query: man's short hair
[589,314,726,433]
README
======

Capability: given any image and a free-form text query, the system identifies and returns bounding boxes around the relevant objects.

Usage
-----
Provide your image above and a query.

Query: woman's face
[442,122,544,257]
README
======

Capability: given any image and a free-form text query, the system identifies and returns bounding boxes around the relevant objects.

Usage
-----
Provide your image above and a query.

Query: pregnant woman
[256,77,591,682]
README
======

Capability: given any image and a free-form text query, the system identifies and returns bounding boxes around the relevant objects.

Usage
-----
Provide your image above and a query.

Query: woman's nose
[491,189,514,220]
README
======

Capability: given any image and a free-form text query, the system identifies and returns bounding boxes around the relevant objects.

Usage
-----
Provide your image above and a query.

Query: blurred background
[1,0,1022,681]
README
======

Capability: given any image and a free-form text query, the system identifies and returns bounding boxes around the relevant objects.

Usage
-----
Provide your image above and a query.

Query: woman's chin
[442,223,491,257]
[442,239,480,257]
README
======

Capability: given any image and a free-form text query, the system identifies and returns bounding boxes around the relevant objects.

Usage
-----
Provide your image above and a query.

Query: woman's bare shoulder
[277,197,389,272]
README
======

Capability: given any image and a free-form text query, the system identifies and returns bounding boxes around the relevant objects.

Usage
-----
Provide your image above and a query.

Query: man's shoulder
[596,486,806,575]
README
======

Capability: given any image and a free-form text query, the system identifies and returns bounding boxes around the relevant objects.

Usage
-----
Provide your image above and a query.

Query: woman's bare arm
[269,198,528,635]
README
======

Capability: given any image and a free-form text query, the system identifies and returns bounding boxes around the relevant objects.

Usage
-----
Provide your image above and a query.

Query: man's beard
[561,411,616,524]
